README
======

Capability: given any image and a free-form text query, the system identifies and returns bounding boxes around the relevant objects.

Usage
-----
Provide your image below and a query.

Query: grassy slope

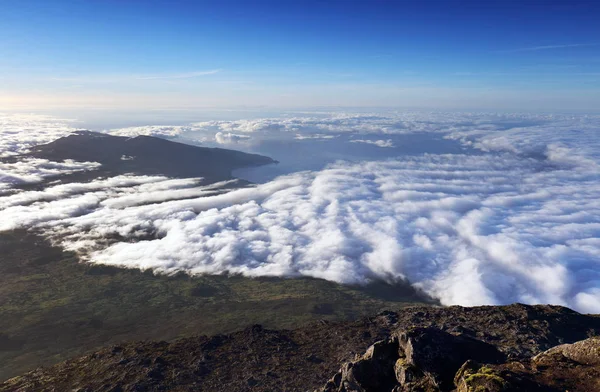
[0,230,434,381]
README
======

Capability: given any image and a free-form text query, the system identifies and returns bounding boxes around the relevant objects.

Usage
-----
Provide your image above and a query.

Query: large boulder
[322,339,400,392]
[322,328,506,392]
[533,337,600,366]
[396,328,505,390]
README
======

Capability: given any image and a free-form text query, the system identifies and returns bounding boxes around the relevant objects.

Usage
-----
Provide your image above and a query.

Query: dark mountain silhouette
[25,131,276,182]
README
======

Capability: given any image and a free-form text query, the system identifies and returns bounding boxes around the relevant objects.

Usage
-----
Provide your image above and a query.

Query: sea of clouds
[1,111,599,313]
[0,114,101,190]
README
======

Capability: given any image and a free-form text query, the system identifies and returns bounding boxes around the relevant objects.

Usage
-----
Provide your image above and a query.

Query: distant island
[22,130,276,185]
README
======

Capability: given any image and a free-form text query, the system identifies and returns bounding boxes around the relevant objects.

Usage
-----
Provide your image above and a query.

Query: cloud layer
[1,111,600,314]
[0,113,79,157]
[0,113,102,188]
[0,158,101,186]
[350,139,394,147]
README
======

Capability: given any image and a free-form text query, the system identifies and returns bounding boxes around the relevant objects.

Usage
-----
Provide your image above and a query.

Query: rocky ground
[2,304,600,392]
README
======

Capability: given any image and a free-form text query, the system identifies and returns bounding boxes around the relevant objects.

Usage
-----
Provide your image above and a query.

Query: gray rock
[397,327,505,390]
[321,338,400,392]
[533,337,600,366]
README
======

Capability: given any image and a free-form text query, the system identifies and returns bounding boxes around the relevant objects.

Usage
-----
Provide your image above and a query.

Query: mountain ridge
[11,131,276,186]
[3,304,599,392]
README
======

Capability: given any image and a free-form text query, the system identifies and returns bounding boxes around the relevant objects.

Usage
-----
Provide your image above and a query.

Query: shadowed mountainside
[2,304,599,392]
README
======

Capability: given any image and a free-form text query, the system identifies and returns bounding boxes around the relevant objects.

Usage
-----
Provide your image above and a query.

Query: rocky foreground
[2,304,600,392]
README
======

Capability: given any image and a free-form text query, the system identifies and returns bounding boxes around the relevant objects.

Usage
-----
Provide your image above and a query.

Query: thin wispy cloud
[136,69,222,80]
[498,43,597,53]
[50,69,222,83]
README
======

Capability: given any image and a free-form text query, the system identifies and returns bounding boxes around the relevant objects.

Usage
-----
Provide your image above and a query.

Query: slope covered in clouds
[1,112,599,314]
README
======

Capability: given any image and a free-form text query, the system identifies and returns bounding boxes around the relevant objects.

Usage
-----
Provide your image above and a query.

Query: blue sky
[1,0,599,111]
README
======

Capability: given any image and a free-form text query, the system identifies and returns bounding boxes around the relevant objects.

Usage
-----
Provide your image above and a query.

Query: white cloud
[1,151,599,312]
[499,43,598,53]
[350,139,394,147]
[50,69,222,83]
[0,158,101,186]
[107,125,201,139]
[2,111,600,314]
[574,288,600,314]
[104,113,430,142]
[0,113,102,185]
[106,112,584,149]
[0,113,79,157]
[0,175,174,210]
[294,134,336,140]
[214,132,251,144]
[135,69,222,80]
